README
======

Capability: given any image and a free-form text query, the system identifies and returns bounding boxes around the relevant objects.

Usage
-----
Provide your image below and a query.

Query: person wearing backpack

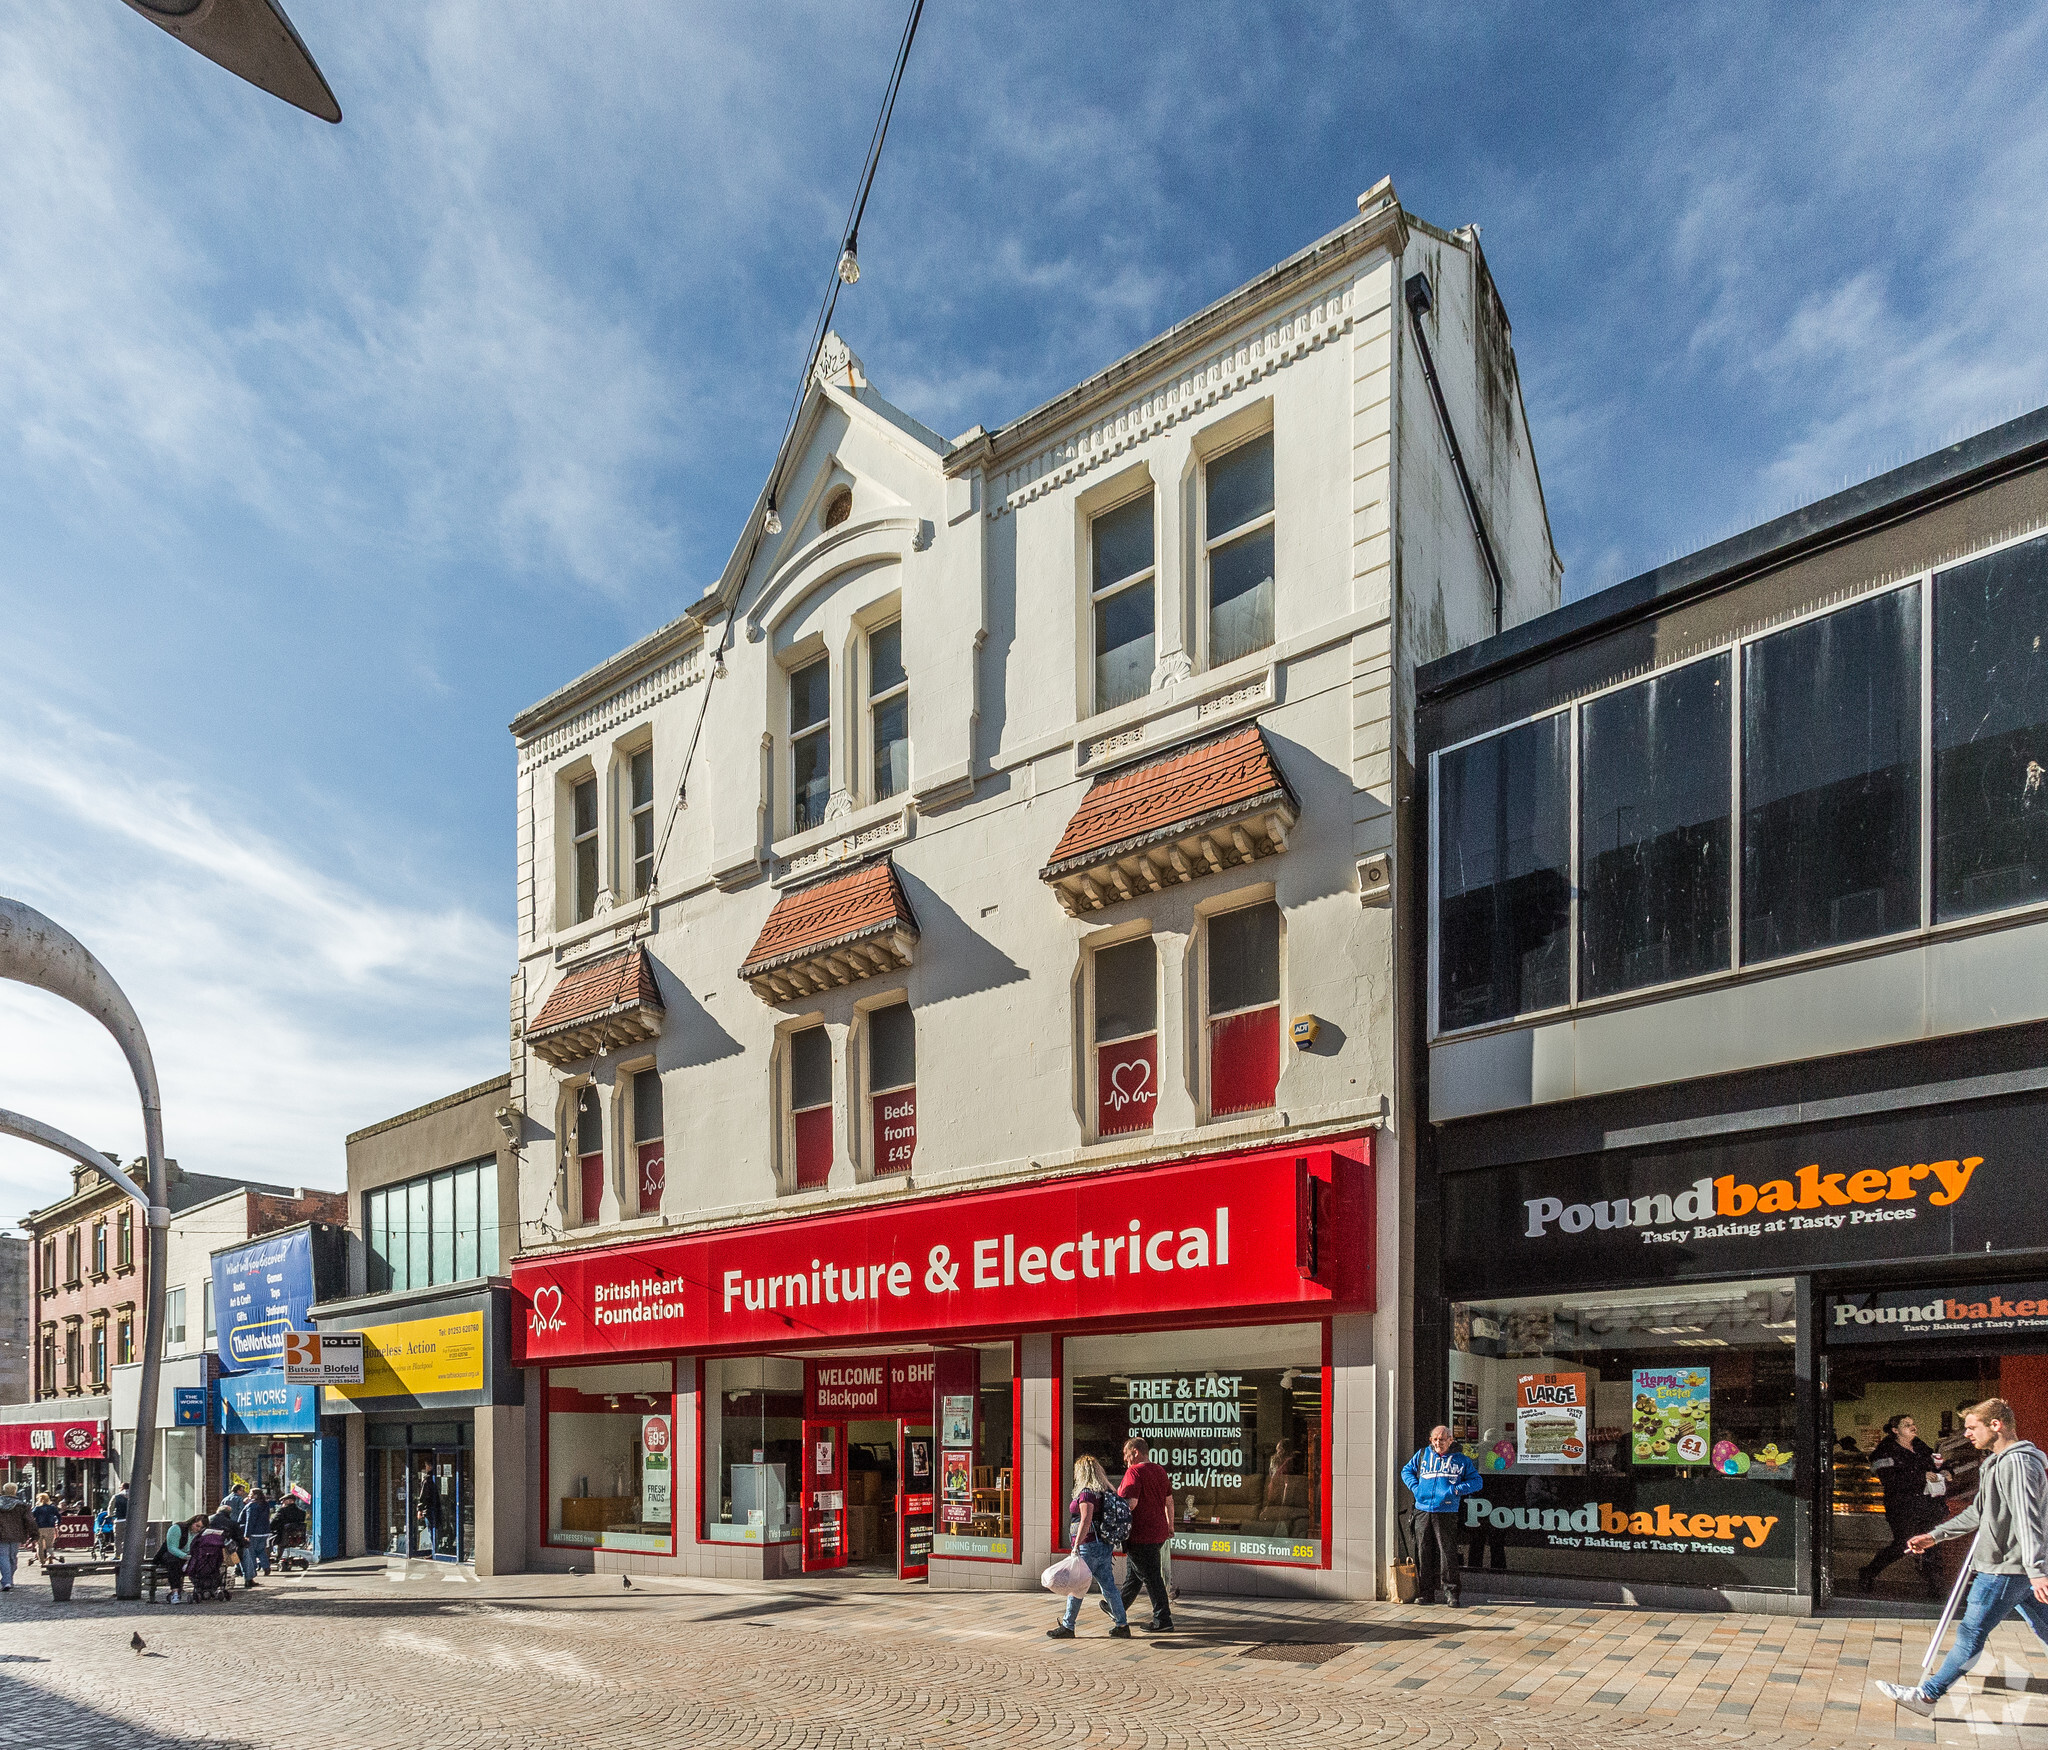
[1046,1456,1130,1639]
[1101,1437,1176,1631]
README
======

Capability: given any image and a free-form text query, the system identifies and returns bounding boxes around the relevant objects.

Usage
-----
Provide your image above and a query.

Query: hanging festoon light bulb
[764,501,783,536]
[837,232,861,286]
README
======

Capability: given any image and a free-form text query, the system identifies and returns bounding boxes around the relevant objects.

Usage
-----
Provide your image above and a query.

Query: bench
[44,1558,168,1603]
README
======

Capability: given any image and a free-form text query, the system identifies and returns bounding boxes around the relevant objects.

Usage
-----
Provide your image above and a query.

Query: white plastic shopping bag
[1041,1553,1093,1597]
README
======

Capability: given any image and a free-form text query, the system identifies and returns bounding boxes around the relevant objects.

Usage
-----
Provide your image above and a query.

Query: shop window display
[703,1356,803,1544]
[1447,1281,1799,1590]
[932,1344,1015,1560]
[546,1360,675,1552]
[1066,1321,1324,1566]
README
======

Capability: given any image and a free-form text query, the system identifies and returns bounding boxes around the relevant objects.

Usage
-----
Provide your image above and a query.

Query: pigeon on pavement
[622,1575,632,1589]
[130,1632,146,1656]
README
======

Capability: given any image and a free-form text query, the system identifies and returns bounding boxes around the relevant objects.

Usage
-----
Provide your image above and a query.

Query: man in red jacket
[1109,1437,1177,1631]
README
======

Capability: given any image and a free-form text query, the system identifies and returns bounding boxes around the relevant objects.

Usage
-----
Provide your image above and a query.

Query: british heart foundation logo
[1108,1057,1154,1112]
[530,1285,565,1333]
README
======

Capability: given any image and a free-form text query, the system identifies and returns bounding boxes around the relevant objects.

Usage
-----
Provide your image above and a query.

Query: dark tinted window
[1935,534,2048,921]
[1579,655,1732,998]
[633,1069,663,1142]
[790,656,830,734]
[1437,714,1571,1029]
[791,1027,831,1112]
[1209,901,1279,1013]
[1207,432,1274,536]
[870,1003,915,1092]
[1742,587,1920,963]
[869,621,905,695]
[1094,937,1157,1041]
[576,1087,602,1155]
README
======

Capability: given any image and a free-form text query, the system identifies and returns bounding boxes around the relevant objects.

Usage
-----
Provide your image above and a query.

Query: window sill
[546,895,653,959]
[771,798,913,886]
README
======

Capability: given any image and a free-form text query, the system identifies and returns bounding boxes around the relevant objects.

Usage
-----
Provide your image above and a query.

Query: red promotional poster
[874,1088,916,1173]
[513,1138,1370,1363]
[940,1449,972,1525]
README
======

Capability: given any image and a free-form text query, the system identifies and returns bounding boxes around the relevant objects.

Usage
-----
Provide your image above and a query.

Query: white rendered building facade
[506,183,1559,1597]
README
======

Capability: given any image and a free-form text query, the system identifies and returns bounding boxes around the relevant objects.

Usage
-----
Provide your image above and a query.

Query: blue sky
[3,1,2046,1220]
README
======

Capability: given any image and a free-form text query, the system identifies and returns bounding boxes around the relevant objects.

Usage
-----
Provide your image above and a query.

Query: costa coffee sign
[0,1420,105,1459]
[515,1138,1370,1362]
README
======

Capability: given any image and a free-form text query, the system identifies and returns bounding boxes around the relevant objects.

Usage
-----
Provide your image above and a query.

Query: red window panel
[794,1105,834,1189]
[636,1140,666,1215]
[1209,1004,1280,1116]
[579,1151,605,1225]
[1096,1034,1159,1137]
[872,1086,916,1173]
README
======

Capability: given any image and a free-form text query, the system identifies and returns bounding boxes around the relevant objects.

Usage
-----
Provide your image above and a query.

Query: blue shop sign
[215,1228,314,1372]
[217,1367,320,1434]
[174,1386,209,1427]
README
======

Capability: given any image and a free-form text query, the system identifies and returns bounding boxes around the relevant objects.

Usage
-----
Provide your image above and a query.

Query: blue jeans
[0,1541,17,1588]
[1059,1541,1127,1628]
[1925,1573,2048,1698]
[241,1535,267,1581]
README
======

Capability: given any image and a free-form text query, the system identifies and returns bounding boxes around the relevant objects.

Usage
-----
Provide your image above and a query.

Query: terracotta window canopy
[741,858,919,1002]
[528,944,665,1066]
[1041,722,1298,916]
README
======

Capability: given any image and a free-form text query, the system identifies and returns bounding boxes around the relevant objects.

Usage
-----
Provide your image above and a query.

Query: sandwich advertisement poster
[1515,1372,1587,1465]
[1632,1368,1711,1465]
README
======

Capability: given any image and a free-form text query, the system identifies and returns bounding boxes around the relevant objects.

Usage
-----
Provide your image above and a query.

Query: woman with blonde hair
[1047,1456,1130,1639]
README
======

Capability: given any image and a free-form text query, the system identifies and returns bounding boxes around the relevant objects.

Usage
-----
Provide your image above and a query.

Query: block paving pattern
[8,1560,2048,1748]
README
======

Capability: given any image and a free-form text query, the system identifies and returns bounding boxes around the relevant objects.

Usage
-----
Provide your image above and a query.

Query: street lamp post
[0,899,170,1601]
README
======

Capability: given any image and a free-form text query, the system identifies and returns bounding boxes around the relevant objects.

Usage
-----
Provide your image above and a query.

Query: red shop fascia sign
[0,1420,107,1460]
[515,1137,1372,1362]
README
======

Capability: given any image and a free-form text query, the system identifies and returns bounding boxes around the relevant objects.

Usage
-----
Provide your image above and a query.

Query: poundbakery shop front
[1424,1089,2048,1615]
[514,1138,1377,1594]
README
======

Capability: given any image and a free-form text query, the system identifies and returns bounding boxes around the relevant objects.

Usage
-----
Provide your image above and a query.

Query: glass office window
[454,1166,480,1283]
[370,1159,495,1291]
[1580,654,1732,998]
[703,1356,803,1544]
[1743,587,1920,963]
[1935,533,2048,921]
[407,1177,431,1289]
[1437,713,1572,1029]
[430,1171,455,1286]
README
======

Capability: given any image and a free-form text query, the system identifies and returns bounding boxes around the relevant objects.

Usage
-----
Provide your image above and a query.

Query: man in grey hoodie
[1877,1398,2048,1716]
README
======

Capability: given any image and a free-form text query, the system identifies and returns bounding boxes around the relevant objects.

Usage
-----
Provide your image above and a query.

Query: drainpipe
[1404,272,1506,632]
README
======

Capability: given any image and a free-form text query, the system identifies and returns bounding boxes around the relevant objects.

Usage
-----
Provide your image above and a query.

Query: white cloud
[0,689,508,1230]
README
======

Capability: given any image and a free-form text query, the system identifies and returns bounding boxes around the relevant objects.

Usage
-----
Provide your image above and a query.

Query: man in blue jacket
[1401,1425,1483,1606]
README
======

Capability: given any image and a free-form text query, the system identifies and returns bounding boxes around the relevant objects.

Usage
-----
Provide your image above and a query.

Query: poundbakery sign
[1443,1096,2045,1296]
[1829,1280,2048,1343]
[515,1139,1370,1361]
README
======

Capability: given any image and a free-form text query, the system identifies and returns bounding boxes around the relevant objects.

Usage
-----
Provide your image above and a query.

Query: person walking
[1046,1457,1130,1640]
[209,1497,251,1587]
[0,1484,33,1591]
[1878,1398,2048,1717]
[1861,1413,1948,1595]
[1103,1438,1176,1631]
[243,1488,272,1581]
[1401,1425,1483,1607]
[31,1492,59,1567]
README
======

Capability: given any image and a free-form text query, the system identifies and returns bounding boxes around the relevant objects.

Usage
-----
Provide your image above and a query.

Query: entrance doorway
[373,1445,472,1563]
[1825,1348,2048,1607]
[800,1416,931,1580]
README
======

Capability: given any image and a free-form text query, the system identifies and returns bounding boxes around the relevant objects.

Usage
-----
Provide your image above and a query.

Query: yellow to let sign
[323,1311,485,1405]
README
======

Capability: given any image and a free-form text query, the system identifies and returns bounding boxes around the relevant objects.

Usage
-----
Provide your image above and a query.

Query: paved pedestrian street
[10,1560,2048,1750]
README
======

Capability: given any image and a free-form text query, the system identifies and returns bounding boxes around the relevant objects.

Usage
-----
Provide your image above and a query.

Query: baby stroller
[270,1522,311,1573]
[185,1528,236,1602]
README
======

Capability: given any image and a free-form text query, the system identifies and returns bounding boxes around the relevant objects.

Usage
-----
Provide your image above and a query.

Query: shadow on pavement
[13,1679,258,1750]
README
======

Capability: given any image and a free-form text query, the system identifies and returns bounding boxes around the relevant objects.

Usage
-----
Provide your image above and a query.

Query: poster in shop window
[1632,1368,1711,1466]
[641,1415,672,1526]
[939,1448,972,1525]
[1514,1373,1587,1466]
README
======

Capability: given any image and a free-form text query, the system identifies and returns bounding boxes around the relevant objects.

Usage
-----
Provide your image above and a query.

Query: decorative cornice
[986,280,1356,517]
[516,645,706,774]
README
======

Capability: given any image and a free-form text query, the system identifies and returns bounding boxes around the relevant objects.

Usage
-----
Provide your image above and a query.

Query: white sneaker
[1874,1680,1934,1716]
